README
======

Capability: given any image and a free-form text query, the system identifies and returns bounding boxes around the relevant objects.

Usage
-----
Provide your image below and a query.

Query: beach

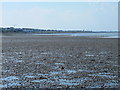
[1,34,119,88]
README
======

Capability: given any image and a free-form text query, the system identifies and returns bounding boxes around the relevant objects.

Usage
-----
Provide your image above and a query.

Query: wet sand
[1,35,119,88]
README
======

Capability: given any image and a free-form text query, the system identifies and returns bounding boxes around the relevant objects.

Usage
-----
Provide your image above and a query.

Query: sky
[1,2,118,31]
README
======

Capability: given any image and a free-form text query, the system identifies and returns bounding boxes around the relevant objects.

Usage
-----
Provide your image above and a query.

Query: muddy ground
[1,35,119,88]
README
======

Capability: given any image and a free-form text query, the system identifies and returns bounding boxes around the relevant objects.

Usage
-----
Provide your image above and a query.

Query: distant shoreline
[0,27,118,34]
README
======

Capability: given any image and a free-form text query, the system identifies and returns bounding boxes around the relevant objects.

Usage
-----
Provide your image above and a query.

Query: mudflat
[2,35,119,88]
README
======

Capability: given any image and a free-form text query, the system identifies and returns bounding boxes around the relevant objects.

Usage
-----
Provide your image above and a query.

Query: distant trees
[0,27,94,33]
[1,27,23,33]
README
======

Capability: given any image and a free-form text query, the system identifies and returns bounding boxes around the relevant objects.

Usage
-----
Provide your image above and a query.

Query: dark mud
[1,35,119,88]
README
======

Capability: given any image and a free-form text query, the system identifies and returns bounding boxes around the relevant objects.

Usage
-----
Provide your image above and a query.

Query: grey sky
[2,2,118,31]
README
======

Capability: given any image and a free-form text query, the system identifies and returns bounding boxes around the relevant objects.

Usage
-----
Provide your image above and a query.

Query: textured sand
[1,35,119,88]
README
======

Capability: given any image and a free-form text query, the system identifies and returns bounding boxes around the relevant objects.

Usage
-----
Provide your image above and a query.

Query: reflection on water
[32,33,119,38]
[0,76,21,88]
[58,79,80,86]
[88,73,117,78]
[0,76,19,81]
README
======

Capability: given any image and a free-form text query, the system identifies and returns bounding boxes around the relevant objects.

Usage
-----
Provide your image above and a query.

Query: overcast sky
[1,2,118,31]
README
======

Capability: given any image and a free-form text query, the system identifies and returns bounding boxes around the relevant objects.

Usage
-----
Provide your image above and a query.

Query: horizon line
[0,26,118,32]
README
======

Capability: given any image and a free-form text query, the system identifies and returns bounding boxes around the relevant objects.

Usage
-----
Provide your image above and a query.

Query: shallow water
[24,75,35,78]
[88,73,117,78]
[32,33,119,38]
[0,83,21,88]
[58,79,80,86]
[0,76,19,81]
[31,79,47,83]
[0,76,21,88]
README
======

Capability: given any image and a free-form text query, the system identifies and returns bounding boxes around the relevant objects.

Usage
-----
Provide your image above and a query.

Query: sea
[32,32,119,38]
